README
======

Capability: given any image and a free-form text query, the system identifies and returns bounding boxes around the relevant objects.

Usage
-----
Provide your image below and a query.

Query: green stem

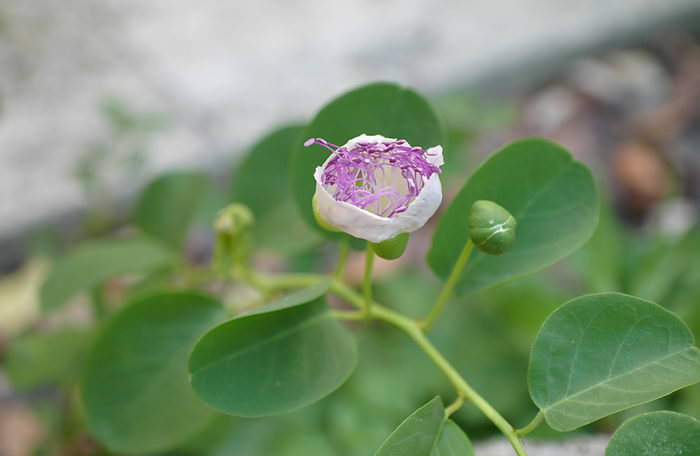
[422,239,474,331]
[240,272,527,456]
[263,273,326,290]
[444,395,465,417]
[515,411,544,438]
[335,239,350,279]
[331,280,364,309]
[362,245,375,318]
[372,305,527,456]
[332,309,367,320]
[239,268,325,292]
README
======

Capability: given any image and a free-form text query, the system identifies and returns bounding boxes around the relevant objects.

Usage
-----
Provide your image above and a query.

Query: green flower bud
[214,203,254,237]
[468,200,516,255]
[312,194,342,233]
[371,232,409,260]
[213,203,255,273]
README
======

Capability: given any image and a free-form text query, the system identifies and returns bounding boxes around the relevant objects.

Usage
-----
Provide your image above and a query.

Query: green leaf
[5,328,89,390]
[375,397,445,456]
[528,293,700,431]
[81,292,225,454]
[428,138,599,295]
[232,125,303,217]
[231,125,322,253]
[606,411,700,456]
[40,238,174,312]
[188,282,357,417]
[375,397,473,456]
[133,171,210,248]
[568,199,624,293]
[433,420,475,456]
[628,228,700,304]
[254,203,324,253]
[290,82,445,237]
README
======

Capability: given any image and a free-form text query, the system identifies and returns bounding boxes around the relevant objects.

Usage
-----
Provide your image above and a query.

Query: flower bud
[215,203,254,237]
[468,200,516,255]
[213,203,254,272]
[371,232,409,260]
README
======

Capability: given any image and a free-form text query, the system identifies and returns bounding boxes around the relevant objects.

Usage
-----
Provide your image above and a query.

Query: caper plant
[29,83,700,456]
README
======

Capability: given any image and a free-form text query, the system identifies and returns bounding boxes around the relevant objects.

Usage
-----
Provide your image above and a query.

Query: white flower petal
[426,145,444,167]
[343,134,396,149]
[313,134,443,243]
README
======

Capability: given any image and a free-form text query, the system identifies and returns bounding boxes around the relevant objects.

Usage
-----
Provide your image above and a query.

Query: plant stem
[331,280,364,309]
[515,411,544,437]
[444,395,465,417]
[264,273,326,290]
[422,239,474,331]
[362,245,375,318]
[332,309,367,320]
[371,305,527,456]
[335,239,350,279]
[242,272,528,456]
[239,268,325,292]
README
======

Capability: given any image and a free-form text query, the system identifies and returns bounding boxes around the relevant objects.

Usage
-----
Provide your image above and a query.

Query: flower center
[306,137,441,217]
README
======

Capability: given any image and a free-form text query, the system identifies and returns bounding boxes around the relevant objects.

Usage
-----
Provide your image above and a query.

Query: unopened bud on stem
[468,200,516,255]
[213,203,255,273]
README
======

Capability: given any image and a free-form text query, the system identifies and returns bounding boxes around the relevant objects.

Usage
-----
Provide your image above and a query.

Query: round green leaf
[290,82,446,237]
[81,292,225,454]
[375,397,445,456]
[428,138,599,295]
[232,125,303,216]
[134,171,211,248]
[188,282,357,417]
[40,237,174,312]
[433,420,475,456]
[231,125,321,253]
[528,293,700,431]
[606,411,700,456]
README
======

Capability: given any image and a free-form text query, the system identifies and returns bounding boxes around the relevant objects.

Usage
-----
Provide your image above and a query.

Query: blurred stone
[0,257,48,338]
[0,401,44,456]
[612,140,669,215]
[475,435,609,456]
[0,0,698,244]
[652,197,698,238]
[524,85,581,132]
[568,50,671,112]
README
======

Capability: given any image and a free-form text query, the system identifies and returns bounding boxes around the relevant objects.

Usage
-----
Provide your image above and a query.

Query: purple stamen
[306,136,441,218]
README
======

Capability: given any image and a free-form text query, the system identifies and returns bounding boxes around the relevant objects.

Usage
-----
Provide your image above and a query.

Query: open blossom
[306,134,443,243]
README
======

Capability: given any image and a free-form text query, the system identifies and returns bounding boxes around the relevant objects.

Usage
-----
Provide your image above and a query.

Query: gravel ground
[475,436,608,456]
[1,0,699,241]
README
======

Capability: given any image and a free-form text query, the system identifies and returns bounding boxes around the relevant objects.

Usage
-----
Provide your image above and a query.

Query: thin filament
[307,137,441,217]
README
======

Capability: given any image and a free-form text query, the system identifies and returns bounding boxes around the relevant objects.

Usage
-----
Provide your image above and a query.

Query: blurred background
[3,1,700,455]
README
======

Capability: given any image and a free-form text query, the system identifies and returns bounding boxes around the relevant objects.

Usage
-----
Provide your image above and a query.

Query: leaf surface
[375,397,474,456]
[529,293,700,431]
[189,282,357,416]
[428,138,598,295]
[82,292,225,454]
[134,171,210,248]
[41,237,173,312]
[606,411,700,456]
